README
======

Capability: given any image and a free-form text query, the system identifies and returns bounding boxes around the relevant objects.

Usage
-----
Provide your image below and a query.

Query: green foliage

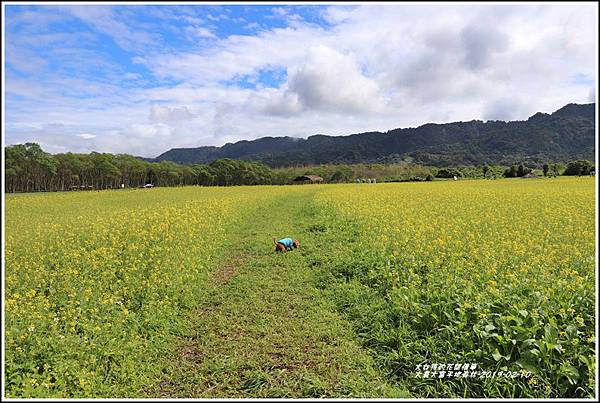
[517,164,529,177]
[273,163,434,184]
[505,165,518,178]
[330,166,354,183]
[3,142,591,194]
[547,163,565,177]
[4,145,275,192]
[543,163,550,177]
[208,159,273,186]
[563,160,594,176]
[5,187,409,398]
[4,143,58,192]
[435,168,462,178]
[482,164,490,178]
[314,178,595,398]
[504,164,533,178]
[5,187,282,397]
[5,180,595,397]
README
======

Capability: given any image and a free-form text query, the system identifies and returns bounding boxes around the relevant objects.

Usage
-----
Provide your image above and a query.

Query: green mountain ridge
[150,103,595,167]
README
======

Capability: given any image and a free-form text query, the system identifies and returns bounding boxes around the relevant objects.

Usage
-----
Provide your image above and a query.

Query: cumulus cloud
[63,5,156,52]
[4,4,598,157]
[483,97,532,121]
[77,133,96,139]
[262,88,302,116]
[288,45,385,114]
[460,23,510,70]
[261,45,385,116]
[149,105,196,123]
[186,26,216,39]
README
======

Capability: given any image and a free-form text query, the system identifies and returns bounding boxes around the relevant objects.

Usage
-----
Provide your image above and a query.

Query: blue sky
[4,3,597,157]
[5,5,324,92]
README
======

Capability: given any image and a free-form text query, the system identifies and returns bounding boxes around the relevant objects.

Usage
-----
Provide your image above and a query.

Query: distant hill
[150,103,595,167]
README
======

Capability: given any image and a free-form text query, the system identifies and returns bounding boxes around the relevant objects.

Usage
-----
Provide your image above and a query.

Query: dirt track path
[150,189,406,398]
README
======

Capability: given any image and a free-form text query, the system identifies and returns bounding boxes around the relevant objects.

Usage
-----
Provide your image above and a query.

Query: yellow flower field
[315,177,595,397]
[4,177,596,397]
[4,186,291,397]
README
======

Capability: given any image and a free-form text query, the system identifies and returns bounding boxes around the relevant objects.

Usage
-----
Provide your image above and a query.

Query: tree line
[4,143,275,193]
[3,143,595,193]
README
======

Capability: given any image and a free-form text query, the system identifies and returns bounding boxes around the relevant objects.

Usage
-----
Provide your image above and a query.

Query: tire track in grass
[150,188,408,398]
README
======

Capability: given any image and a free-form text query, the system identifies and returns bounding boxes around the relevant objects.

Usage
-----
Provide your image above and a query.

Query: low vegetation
[4,187,282,396]
[4,143,594,193]
[5,177,595,398]
[314,178,595,397]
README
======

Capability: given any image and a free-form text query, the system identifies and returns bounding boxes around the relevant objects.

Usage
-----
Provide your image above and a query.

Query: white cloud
[149,105,196,123]
[5,4,598,157]
[206,13,222,22]
[137,24,327,84]
[77,133,96,139]
[63,5,156,52]
[186,26,216,39]
[182,16,203,25]
[261,45,385,115]
[483,97,532,122]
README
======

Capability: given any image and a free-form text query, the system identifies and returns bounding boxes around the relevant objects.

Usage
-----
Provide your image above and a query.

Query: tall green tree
[482,164,490,179]
[563,160,594,176]
[543,163,550,177]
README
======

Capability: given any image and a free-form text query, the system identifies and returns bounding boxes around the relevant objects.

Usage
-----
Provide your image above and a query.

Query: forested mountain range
[150,103,595,167]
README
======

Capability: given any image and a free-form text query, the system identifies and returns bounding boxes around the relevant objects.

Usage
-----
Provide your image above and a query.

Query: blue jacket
[277,238,294,250]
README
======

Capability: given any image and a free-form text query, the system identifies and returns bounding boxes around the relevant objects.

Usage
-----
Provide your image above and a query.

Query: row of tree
[503,161,595,178]
[4,143,275,193]
[3,143,595,193]
[562,160,595,176]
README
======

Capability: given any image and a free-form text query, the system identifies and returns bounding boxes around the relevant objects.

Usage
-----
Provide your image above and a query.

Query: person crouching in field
[273,237,299,252]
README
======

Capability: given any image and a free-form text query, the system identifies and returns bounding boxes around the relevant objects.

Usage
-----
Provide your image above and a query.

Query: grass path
[150,188,407,398]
